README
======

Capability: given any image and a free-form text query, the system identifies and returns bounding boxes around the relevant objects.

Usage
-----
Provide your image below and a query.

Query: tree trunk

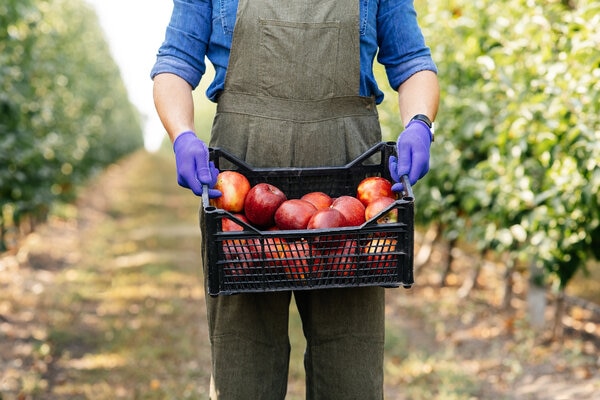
[552,290,566,340]
[440,237,457,287]
[527,260,547,329]
[414,223,439,270]
[457,248,485,299]
[502,255,514,310]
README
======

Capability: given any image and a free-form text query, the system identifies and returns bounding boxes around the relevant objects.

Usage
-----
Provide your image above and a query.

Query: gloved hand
[388,119,433,192]
[172,131,221,198]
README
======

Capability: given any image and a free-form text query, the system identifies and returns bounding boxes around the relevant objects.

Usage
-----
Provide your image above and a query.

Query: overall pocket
[258,19,340,100]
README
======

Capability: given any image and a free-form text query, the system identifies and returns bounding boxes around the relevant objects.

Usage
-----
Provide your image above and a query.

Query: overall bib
[206,0,385,398]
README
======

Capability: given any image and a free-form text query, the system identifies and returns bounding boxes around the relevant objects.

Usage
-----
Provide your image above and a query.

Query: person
[151,0,439,398]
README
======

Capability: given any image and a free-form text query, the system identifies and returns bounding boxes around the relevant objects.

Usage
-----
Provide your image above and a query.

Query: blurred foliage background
[379,0,599,309]
[1,0,143,248]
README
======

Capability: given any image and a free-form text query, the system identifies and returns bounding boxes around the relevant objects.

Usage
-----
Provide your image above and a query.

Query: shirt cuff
[386,56,438,91]
[150,56,204,90]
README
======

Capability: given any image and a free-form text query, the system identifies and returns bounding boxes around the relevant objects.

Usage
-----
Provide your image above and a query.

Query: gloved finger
[207,162,221,198]
[396,146,412,179]
[194,146,213,185]
[208,188,222,199]
[391,182,404,193]
[187,163,204,196]
[388,155,400,183]
[408,151,430,185]
[209,161,220,187]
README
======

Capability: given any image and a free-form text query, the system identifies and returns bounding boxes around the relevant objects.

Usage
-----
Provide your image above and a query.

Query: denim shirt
[150,0,437,104]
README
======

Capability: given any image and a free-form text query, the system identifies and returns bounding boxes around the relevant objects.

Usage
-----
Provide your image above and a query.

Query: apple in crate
[244,183,287,228]
[262,236,286,263]
[211,171,251,213]
[261,236,291,278]
[318,239,358,277]
[284,239,311,280]
[364,196,398,224]
[331,195,366,227]
[301,191,333,210]
[274,199,318,230]
[307,208,347,249]
[222,239,254,277]
[307,208,347,230]
[222,213,251,231]
[356,176,395,207]
[363,237,398,274]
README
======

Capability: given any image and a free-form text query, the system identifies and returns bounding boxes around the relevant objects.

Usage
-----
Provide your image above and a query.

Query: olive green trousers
[206,288,385,400]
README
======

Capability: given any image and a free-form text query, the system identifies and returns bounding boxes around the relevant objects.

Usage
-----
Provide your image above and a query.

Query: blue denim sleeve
[377,0,437,90]
[150,0,212,89]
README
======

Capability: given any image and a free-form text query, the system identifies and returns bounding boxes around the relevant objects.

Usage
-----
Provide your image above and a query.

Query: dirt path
[1,150,213,399]
[1,149,599,399]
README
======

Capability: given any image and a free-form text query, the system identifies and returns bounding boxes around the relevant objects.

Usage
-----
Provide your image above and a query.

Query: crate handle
[344,142,393,168]
[400,174,414,201]
[210,142,395,173]
[208,147,255,172]
[202,184,213,210]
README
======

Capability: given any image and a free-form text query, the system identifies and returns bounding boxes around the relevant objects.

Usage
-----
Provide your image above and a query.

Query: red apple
[362,237,397,274]
[244,237,263,261]
[356,176,395,207]
[222,213,251,231]
[301,191,333,210]
[307,208,347,230]
[244,183,287,228]
[261,236,289,277]
[317,239,358,277]
[307,208,347,249]
[331,196,366,227]
[210,171,251,212]
[364,196,398,224]
[244,228,283,267]
[262,236,285,259]
[284,240,311,280]
[222,239,254,277]
[274,199,318,230]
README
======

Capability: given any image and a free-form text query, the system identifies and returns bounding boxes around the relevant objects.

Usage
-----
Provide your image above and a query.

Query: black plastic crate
[200,142,414,296]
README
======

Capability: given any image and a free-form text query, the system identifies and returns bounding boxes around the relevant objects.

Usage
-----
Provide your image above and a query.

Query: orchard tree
[380,0,599,326]
[0,0,143,249]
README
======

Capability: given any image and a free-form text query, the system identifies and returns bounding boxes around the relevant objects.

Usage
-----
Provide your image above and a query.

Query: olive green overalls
[206,0,385,398]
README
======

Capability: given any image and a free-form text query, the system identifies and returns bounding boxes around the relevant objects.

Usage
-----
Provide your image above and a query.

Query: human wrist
[173,130,197,149]
[406,117,434,143]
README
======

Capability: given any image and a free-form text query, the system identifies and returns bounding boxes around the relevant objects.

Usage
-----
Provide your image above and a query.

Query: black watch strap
[409,114,434,142]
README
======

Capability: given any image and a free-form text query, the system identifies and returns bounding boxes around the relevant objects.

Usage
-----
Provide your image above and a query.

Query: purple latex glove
[388,119,433,192]
[173,131,221,198]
